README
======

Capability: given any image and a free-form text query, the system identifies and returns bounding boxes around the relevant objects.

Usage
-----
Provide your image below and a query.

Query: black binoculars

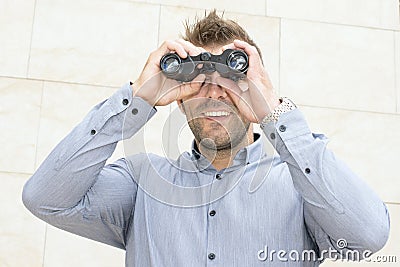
[160,49,249,82]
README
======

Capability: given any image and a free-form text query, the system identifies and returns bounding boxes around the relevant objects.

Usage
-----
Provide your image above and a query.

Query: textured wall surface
[0,0,399,266]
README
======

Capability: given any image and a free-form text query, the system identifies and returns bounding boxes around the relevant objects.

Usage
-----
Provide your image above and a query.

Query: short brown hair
[182,10,262,59]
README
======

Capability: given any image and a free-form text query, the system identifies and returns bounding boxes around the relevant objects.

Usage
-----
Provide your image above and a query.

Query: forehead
[202,46,224,55]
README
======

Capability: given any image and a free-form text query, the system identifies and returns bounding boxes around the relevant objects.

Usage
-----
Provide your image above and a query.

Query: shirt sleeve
[261,108,390,260]
[22,83,156,249]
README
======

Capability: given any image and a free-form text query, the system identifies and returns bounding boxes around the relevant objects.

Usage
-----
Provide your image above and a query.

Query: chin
[200,139,232,151]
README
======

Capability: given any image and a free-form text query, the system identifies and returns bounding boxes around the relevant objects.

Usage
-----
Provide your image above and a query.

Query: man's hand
[220,40,281,123]
[132,39,206,107]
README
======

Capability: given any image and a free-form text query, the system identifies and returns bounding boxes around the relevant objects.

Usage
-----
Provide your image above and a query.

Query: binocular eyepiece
[160,49,249,82]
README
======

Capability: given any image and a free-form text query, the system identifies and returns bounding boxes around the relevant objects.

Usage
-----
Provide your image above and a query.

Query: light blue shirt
[22,83,390,266]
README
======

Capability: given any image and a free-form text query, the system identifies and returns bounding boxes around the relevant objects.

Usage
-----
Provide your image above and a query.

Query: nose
[203,73,227,99]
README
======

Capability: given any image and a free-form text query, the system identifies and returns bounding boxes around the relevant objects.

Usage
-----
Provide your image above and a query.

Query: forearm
[261,109,390,253]
[22,83,156,212]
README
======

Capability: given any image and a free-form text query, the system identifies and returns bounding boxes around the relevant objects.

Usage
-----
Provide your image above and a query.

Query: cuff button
[132,108,138,115]
[279,125,286,132]
[122,99,129,105]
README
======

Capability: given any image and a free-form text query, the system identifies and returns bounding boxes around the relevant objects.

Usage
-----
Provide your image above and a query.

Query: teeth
[204,111,230,117]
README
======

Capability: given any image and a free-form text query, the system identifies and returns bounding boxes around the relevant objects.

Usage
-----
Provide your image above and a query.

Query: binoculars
[160,49,249,82]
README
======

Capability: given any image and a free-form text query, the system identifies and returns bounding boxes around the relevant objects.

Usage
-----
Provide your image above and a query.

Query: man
[23,11,389,266]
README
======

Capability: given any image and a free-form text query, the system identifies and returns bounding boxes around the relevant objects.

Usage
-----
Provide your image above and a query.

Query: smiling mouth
[202,111,231,117]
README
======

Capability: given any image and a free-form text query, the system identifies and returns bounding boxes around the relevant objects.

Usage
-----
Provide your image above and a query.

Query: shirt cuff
[90,82,157,140]
[53,83,157,170]
[261,109,312,159]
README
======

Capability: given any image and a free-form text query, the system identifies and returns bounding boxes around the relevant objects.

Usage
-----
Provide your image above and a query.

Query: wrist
[130,80,154,106]
[260,97,297,127]
[268,97,281,112]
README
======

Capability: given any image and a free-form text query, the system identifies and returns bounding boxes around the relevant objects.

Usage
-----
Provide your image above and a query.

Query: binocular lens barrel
[226,51,248,72]
[161,54,181,74]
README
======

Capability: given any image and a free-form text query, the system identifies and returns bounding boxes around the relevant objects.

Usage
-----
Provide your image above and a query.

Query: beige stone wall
[0,0,399,266]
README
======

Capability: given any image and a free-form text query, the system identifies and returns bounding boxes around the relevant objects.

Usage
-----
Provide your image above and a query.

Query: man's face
[179,47,251,151]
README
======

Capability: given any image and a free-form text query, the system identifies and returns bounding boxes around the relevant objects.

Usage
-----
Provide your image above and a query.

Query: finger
[176,39,205,56]
[218,79,258,122]
[223,85,259,122]
[190,73,206,89]
[160,40,188,59]
[215,76,245,107]
[221,43,236,51]
[232,39,262,67]
[190,73,206,92]
[232,40,257,55]
[178,74,206,100]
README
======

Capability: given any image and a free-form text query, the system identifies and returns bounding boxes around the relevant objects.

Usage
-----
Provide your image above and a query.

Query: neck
[197,127,254,170]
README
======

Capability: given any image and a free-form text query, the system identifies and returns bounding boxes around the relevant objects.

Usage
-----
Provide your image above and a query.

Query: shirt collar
[190,133,265,170]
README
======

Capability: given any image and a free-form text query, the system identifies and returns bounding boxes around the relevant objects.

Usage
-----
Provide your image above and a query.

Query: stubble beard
[188,113,250,152]
[182,96,251,153]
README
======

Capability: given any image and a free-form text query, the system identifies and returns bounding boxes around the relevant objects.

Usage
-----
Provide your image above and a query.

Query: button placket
[206,205,218,263]
[206,172,221,264]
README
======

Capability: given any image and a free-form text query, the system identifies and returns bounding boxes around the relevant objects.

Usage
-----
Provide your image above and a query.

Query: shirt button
[209,210,216,216]
[305,168,311,174]
[122,99,129,105]
[279,125,286,132]
[90,129,96,135]
[215,174,221,180]
[208,253,216,260]
[132,108,138,115]
[270,132,276,139]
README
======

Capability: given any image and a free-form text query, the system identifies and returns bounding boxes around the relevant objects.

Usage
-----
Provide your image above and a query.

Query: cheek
[181,94,208,113]
[181,102,199,120]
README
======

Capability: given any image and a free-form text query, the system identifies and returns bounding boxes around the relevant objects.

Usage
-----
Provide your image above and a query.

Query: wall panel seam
[26,0,38,78]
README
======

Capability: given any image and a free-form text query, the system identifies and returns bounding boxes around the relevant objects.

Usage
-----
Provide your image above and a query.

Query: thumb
[178,74,206,100]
